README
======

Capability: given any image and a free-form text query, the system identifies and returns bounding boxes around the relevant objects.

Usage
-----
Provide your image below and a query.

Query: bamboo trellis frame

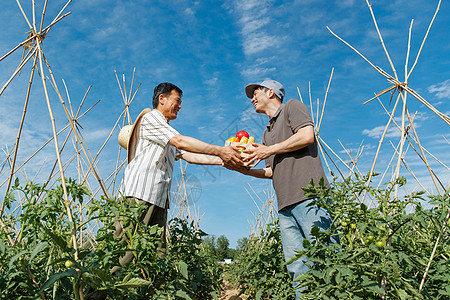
[0,3,447,296]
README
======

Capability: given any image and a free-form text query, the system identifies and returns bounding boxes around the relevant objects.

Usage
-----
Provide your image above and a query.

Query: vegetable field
[1,176,448,299]
[1,0,449,299]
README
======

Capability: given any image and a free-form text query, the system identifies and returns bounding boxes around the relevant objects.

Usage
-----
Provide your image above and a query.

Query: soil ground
[218,279,248,300]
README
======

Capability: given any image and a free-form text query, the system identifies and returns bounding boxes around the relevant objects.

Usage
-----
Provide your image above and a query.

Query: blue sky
[0,0,449,248]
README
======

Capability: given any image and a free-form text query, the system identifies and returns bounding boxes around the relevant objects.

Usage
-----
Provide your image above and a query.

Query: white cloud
[83,128,111,143]
[241,66,276,77]
[428,79,450,99]
[232,0,281,57]
[362,125,402,139]
[184,7,195,15]
[204,75,218,87]
[243,33,274,55]
[239,15,270,36]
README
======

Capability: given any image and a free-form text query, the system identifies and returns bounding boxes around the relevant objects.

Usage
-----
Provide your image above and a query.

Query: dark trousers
[110,197,167,274]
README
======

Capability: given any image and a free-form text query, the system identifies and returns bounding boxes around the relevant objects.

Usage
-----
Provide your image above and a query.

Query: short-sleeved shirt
[262,99,329,211]
[120,109,181,208]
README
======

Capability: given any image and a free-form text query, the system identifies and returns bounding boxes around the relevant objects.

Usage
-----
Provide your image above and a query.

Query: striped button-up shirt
[120,109,181,208]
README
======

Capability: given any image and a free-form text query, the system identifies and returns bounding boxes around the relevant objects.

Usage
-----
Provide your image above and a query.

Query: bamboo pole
[296,86,304,103]
[316,137,346,181]
[35,40,78,261]
[75,86,93,119]
[0,48,36,96]
[407,0,441,80]
[405,108,443,195]
[0,34,37,63]
[63,80,76,119]
[47,0,72,30]
[327,26,384,75]
[375,95,445,191]
[308,82,314,124]
[42,55,110,199]
[376,68,450,125]
[15,0,33,31]
[316,136,332,175]
[0,8,70,64]
[365,0,398,80]
[395,145,429,194]
[0,95,97,192]
[419,206,449,294]
[365,93,401,188]
[405,19,413,85]
[316,68,333,134]
[32,0,37,33]
[327,25,450,127]
[317,136,354,175]
[363,85,396,105]
[39,0,49,33]
[1,52,38,218]
[393,90,408,199]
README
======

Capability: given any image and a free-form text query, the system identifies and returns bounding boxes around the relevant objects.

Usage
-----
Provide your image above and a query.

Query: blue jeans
[279,198,335,297]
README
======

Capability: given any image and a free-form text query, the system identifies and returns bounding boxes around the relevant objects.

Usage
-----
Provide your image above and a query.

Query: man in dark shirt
[227,79,336,297]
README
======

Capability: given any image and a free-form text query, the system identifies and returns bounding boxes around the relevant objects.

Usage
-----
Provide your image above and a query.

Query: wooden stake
[419,206,449,294]
[36,40,78,262]
[1,52,38,218]
[316,68,333,134]
[407,0,441,80]
[365,0,398,80]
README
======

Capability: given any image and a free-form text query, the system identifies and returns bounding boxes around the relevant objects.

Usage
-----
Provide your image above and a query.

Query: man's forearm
[178,152,222,165]
[238,167,272,179]
[170,135,221,156]
[271,125,315,154]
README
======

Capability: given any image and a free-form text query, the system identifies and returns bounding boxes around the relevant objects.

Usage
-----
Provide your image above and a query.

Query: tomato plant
[0,179,223,299]
[295,175,450,299]
[226,221,296,299]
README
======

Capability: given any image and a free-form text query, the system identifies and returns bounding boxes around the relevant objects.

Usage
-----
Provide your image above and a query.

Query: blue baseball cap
[245,79,285,101]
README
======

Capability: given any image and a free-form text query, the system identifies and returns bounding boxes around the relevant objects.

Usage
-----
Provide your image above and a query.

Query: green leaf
[8,250,27,269]
[397,288,410,300]
[42,227,71,253]
[362,282,384,295]
[311,226,320,237]
[30,242,48,262]
[176,261,189,279]
[115,277,152,288]
[255,289,263,300]
[38,269,78,293]
[175,290,192,299]
[0,240,5,254]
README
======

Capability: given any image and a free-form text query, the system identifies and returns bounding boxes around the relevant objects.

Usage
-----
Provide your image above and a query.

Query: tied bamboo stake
[365,0,398,81]
[316,68,333,134]
[0,53,38,220]
[42,55,110,199]
[35,40,78,263]
[3,52,38,201]
[419,206,450,294]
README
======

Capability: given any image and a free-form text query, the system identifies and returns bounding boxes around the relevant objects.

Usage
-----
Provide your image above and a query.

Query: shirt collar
[152,108,169,123]
[267,104,284,129]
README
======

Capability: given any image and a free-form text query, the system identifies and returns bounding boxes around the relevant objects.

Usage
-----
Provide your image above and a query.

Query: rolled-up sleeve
[141,111,179,146]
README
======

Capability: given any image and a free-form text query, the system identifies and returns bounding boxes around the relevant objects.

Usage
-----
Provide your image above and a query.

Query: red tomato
[236,130,249,139]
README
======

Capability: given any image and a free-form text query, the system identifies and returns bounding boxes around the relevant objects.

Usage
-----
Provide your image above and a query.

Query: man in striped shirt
[113,82,241,272]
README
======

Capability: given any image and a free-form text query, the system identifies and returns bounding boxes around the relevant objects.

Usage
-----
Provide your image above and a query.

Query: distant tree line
[202,235,249,261]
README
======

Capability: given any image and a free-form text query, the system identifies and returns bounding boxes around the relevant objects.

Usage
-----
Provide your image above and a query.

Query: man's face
[251,87,269,113]
[161,89,182,122]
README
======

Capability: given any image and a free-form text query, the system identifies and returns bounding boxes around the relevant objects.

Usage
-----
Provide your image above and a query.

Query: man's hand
[222,161,249,172]
[222,161,273,179]
[219,145,243,167]
[243,143,275,166]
